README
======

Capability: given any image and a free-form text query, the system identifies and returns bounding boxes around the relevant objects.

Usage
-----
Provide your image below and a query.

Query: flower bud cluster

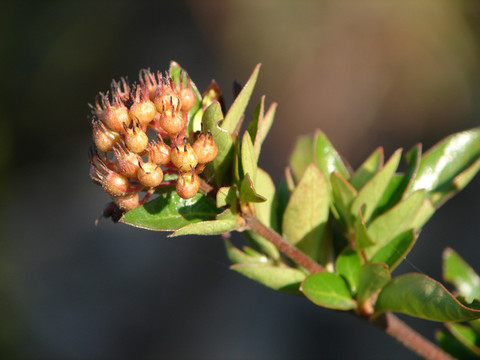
[89,68,218,216]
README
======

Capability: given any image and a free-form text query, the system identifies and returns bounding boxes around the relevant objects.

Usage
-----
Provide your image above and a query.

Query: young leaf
[356,263,390,305]
[247,96,264,147]
[370,230,417,271]
[289,135,315,182]
[351,149,402,223]
[202,101,233,185]
[410,127,480,206]
[241,131,257,183]
[222,64,261,134]
[239,174,266,203]
[301,272,356,310]
[247,97,278,163]
[364,190,426,259]
[336,248,363,294]
[231,264,306,294]
[188,80,222,134]
[330,171,358,228]
[224,240,271,265]
[445,323,480,356]
[351,147,384,190]
[121,191,219,231]
[282,164,330,262]
[443,248,480,303]
[374,273,480,322]
[314,130,350,181]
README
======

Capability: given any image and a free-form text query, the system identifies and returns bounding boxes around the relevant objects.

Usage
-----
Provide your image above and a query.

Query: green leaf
[216,186,237,209]
[357,263,390,305]
[370,230,417,271]
[354,207,375,250]
[282,164,330,261]
[436,330,479,360]
[453,157,480,193]
[222,64,261,134]
[231,264,305,294]
[289,135,314,182]
[253,168,276,226]
[202,102,233,186]
[351,147,384,190]
[446,323,480,356]
[351,149,402,223]
[331,171,358,228]
[121,191,219,231]
[410,127,480,206]
[273,180,290,233]
[239,174,266,203]
[188,80,222,134]
[171,216,238,236]
[247,97,277,163]
[443,248,480,303]
[336,248,363,294]
[301,272,356,310]
[224,240,270,265]
[243,231,280,261]
[247,96,264,146]
[409,198,435,231]
[365,190,426,258]
[374,273,480,321]
[241,131,257,184]
[168,61,202,125]
[314,130,350,181]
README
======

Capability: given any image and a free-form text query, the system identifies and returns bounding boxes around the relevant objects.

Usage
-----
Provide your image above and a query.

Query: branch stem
[244,214,453,360]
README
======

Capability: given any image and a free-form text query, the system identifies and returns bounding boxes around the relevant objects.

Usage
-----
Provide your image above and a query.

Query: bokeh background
[1,1,480,359]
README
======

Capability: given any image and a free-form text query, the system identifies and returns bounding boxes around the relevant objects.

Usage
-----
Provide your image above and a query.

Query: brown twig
[244,214,453,360]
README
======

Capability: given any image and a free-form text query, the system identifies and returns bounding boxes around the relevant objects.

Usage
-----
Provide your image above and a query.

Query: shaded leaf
[446,323,480,356]
[216,186,237,209]
[189,80,222,134]
[301,272,356,310]
[354,207,375,250]
[121,191,219,231]
[436,330,479,360]
[351,147,384,190]
[169,61,202,124]
[224,240,270,265]
[239,174,266,203]
[314,130,350,181]
[202,102,233,185]
[273,180,290,233]
[410,127,480,206]
[331,171,357,228]
[282,164,330,261]
[289,135,314,182]
[351,149,402,222]
[443,248,480,303]
[231,264,305,294]
[254,168,276,227]
[357,263,390,305]
[370,230,417,271]
[365,190,426,258]
[222,64,261,134]
[243,231,280,261]
[375,273,480,321]
[241,131,257,183]
[171,216,238,236]
[336,248,363,294]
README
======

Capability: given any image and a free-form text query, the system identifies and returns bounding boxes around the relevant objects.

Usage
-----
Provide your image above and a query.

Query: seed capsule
[103,96,131,133]
[93,120,120,152]
[113,143,140,179]
[192,130,218,164]
[176,170,200,199]
[171,138,198,170]
[114,192,140,211]
[129,85,157,127]
[179,86,196,112]
[137,160,164,188]
[154,83,181,114]
[159,111,184,136]
[147,136,171,166]
[124,119,148,154]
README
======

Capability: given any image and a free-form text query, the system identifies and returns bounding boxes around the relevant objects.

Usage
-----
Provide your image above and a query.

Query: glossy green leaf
[222,64,261,134]
[351,147,384,190]
[336,248,363,294]
[351,149,402,223]
[289,135,314,182]
[239,174,266,203]
[375,273,480,321]
[224,240,270,265]
[365,190,426,258]
[202,102,233,185]
[331,171,357,228]
[370,230,417,271]
[121,191,219,231]
[410,127,480,206]
[168,61,202,124]
[446,323,480,356]
[216,186,237,209]
[357,263,390,305]
[301,272,356,310]
[443,248,480,303]
[254,168,276,227]
[314,130,350,181]
[436,330,479,360]
[453,157,480,193]
[231,264,305,293]
[282,164,330,261]
[241,131,257,184]
[410,198,435,231]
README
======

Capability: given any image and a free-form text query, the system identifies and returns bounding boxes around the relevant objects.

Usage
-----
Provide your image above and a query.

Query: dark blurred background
[1,1,480,359]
